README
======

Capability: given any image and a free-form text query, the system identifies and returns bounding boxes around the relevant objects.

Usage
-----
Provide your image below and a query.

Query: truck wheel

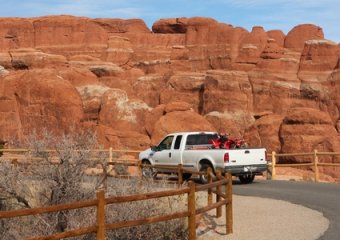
[239,174,255,184]
[200,163,214,184]
[142,160,155,178]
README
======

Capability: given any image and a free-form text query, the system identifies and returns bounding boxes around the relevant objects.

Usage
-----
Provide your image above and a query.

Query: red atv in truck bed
[209,133,248,149]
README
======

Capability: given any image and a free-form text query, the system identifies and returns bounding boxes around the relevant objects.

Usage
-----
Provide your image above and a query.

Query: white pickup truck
[139,131,267,184]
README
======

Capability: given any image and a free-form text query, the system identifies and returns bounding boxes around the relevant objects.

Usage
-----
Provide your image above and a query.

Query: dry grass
[0,130,188,239]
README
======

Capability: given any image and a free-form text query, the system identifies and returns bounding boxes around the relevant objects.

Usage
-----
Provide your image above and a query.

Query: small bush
[114,163,129,175]
[106,178,188,240]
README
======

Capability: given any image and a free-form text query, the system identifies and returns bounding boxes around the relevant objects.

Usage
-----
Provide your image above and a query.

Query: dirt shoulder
[197,195,329,240]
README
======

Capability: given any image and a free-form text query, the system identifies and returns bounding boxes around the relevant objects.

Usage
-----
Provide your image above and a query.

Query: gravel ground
[197,195,329,240]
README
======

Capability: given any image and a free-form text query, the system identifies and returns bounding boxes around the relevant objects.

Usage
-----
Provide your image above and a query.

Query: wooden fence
[269,150,340,182]
[0,170,233,240]
[2,148,340,182]
[2,147,340,238]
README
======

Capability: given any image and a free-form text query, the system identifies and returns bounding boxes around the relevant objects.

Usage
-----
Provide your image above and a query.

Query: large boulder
[298,40,339,120]
[184,17,246,70]
[235,26,269,67]
[96,125,150,149]
[280,107,338,154]
[0,69,84,141]
[260,39,284,59]
[98,88,150,133]
[103,36,134,66]
[203,70,252,114]
[150,102,215,144]
[284,24,324,51]
[160,72,206,112]
[132,73,168,107]
[76,84,111,122]
[205,111,255,138]
[152,18,189,33]
[144,104,166,136]
[244,114,284,152]
[58,66,99,87]
[279,107,340,179]
[267,30,285,47]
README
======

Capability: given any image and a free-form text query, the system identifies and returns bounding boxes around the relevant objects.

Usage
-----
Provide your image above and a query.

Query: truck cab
[147,132,217,165]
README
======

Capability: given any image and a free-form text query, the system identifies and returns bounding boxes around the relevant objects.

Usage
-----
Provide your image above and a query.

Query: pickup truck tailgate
[225,148,267,174]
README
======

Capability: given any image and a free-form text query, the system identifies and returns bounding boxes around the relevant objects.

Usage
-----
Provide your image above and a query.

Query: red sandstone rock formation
[267,30,285,47]
[0,15,339,179]
[284,24,324,51]
[0,69,84,140]
[152,18,189,33]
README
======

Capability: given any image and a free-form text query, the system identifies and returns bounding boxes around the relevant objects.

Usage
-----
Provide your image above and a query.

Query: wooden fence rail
[269,150,340,182]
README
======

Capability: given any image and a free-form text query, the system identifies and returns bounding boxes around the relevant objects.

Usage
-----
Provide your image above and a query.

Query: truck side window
[186,133,219,149]
[158,136,174,150]
[186,134,218,145]
[174,135,182,149]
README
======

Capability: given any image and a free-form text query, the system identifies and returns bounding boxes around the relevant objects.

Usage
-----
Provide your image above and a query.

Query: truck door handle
[245,150,250,154]
[169,153,171,158]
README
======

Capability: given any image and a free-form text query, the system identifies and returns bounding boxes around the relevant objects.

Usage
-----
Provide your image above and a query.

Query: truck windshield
[186,133,218,147]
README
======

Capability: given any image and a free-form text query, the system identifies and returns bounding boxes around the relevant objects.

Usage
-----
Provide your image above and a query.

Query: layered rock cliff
[0,16,339,178]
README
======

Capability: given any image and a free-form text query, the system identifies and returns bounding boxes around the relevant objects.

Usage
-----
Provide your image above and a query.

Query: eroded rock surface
[0,15,339,178]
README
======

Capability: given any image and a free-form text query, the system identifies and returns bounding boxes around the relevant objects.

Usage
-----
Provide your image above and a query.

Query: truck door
[169,134,183,166]
[152,135,174,164]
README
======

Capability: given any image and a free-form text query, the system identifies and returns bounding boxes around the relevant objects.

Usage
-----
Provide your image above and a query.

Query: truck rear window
[186,133,218,147]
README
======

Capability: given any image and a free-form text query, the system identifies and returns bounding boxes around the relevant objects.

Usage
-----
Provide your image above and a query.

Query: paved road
[233,180,340,240]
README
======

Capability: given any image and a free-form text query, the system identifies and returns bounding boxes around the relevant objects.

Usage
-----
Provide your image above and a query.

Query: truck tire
[239,174,255,184]
[199,162,214,184]
[141,160,156,179]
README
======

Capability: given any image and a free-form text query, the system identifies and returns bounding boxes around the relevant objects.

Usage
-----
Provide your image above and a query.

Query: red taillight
[224,153,229,163]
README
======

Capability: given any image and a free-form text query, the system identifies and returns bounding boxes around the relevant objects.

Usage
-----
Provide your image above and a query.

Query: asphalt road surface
[233,179,340,240]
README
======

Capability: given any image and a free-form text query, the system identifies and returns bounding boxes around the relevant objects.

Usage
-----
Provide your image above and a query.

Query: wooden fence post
[188,181,196,240]
[12,159,18,168]
[216,170,222,218]
[96,190,106,240]
[271,151,276,180]
[207,167,213,205]
[28,150,32,164]
[314,149,319,182]
[225,172,233,234]
[108,147,113,174]
[178,164,183,185]
[137,160,142,176]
